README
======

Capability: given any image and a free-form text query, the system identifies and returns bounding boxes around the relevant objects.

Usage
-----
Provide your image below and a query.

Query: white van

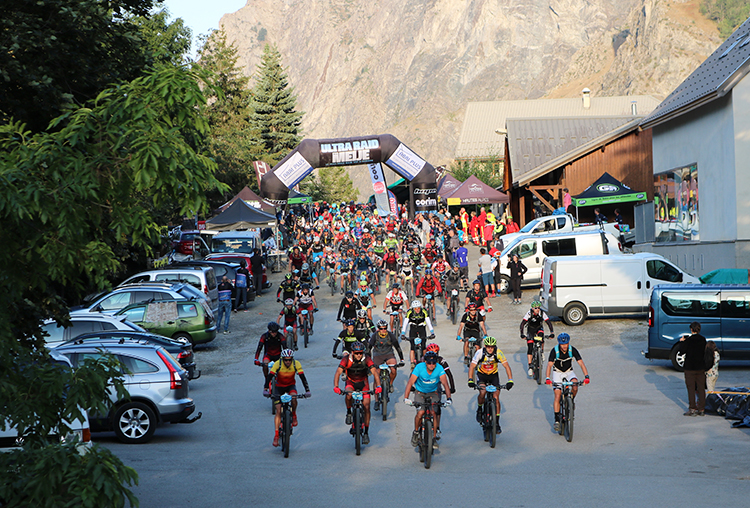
[540,252,700,325]
[496,230,623,294]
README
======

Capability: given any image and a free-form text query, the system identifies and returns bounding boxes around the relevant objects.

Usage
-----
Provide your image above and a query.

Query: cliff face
[220,0,721,191]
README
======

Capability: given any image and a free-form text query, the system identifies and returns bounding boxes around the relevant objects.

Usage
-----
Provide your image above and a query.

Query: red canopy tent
[219,186,276,213]
[437,173,462,197]
[444,175,509,205]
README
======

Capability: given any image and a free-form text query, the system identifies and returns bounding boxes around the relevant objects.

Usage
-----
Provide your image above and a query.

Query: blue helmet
[557,333,570,345]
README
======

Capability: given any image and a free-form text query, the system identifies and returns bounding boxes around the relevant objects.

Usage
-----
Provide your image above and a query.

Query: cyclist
[333,341,382,445]
[266,349,311,447]
[409,245,425,271]
[336,290,362,328]
[355,278,376,321]
[443,263,463,307]
[520,299,554,376]
[416,268,442,320]
[323,247,338,285]
[383,282,408,333]
[399,254,416,298]
[354,309,376,341]
[422,242,438,265]
[372,237,386,260]
[382,247,400,288]
[431,256,450,283]
[288,246,306,272]
[254,322,286,378]
[332,318,363,358]
[367,319,405,410]
[465,279,492,314]
[403,350,452,449]
[401,300,435,368]
[307,237,325,273]
[296,283,318,335]
[336,255,354,294]
[467,336,514,434]
[422,342,455,443]
[545,333,590,431]
[299,262,320,289]
[456,302,488,363]
[277,298,298,346]
[277,273,299,303]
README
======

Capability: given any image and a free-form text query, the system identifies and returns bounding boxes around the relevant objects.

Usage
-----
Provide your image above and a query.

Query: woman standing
[507,253,527,305]
[705,340,720,392]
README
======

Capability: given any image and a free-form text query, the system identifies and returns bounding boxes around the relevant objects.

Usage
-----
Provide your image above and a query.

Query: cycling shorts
[345,379,371,400]
[552,369,577,386]
[408,326,427,342]
[463,328,481,340]
[412,390,440,409]
[389,302,403,312]
[476,371,501,388]
[372,353,397,366]
[272,384,297,403]
[263,353,281,364]
[297,302,314,313]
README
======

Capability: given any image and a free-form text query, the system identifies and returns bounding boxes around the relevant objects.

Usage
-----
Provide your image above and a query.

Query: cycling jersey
[444,270,462,290]
[549,345,582,373]
[466,288,487,307]
[417,276,441,296]
[461,312,484,335]
[411,361,445,393]
[297,289,314,306]
[340,355,374,383]
[270,359,303,387]
[520,310,553,337]
[385,290,407,307]
[280,306,298,325]
[368,330,402,357]
[255,331,285,361]
[402,309,433,336]
[278,280,299,300]
[471,348,507,375]
[383,252,399,270]
[354,319,375,340]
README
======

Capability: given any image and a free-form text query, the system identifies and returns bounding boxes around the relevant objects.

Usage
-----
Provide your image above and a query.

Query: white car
[42,314,144,348]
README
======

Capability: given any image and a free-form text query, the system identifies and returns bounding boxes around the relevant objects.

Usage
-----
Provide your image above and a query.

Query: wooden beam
[529,187,555,212]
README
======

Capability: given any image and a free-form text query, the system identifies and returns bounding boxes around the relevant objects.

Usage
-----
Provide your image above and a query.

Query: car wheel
[670,346,686,372]
[563,303,587,326]
[113,402,157,444]
[498,275,511,295]
[173,332,194,346]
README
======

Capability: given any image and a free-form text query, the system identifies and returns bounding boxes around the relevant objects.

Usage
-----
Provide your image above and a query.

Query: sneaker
[349,425,356,436]
[683,409,697,416]
[389,384,394,393]
[496,425,502,434]
[697,410,705,416]
[362,433,370,445]
[374,401,380,412]
[435,428,442,439]
[432,440,439,450]
[527,367,533,376]
[476,407,483,423]
[273,433,280,447]
[345,413,353,425]
[554,421,560,431]
[411,431,419,447]
[292,413,298,427]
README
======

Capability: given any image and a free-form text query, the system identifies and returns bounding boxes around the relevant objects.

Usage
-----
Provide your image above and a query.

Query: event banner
[387,190,398,216]
[253,161,271,189]
[368,163,391,216]
[274,152,314,188]
[319,138,382,167]
[386,143,426,180]
[412,182,438,214]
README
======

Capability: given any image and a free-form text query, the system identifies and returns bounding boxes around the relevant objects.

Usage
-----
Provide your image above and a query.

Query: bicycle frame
[410,396,447,469]
[339,389,373,455]
[276,393,306,458]
[552,379,584,442]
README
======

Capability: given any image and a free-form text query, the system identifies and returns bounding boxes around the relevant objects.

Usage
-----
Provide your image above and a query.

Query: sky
[161,0,247,58]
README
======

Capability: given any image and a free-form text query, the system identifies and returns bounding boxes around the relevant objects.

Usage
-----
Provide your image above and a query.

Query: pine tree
[249,43,303,165]
[302,167,359,203]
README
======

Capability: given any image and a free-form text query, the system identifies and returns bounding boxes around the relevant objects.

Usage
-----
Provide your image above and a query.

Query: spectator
[217,276,234,334]
[455,241,470,290]
[507,253,527,304]
[678,322,707,416]
[705,340,720,392]
[251,248,264,296]
[477,248,495,297]
[614,208,624,225]
[593,207,607,225]
[562,188,572,212]
[234,260,251,312]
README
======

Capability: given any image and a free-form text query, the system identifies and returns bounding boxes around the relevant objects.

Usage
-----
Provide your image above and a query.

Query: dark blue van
[646,284,750,370]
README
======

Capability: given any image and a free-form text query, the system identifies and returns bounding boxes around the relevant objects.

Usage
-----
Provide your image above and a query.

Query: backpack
[704,342,716,371]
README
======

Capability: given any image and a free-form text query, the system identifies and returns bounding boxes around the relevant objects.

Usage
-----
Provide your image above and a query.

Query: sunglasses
[425,359,437,365]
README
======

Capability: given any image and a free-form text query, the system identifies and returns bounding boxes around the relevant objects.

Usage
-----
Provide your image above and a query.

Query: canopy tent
[218,186,276,213]
[288,189,312,204]
[444,175,509,205]
[387,177,409,204]
[572,172,647,207]
[206,199,277,231]
[437,173,462,197]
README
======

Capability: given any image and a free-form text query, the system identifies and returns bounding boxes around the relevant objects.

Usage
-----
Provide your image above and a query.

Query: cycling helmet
[301,283,310,290]
[426,343,440,353]
[359,280,368,287]
[425,268,433,275]
[376,319,388,329]
[285,273,292,280]
[557,333,570,345]
[531,300,542,309]
[302,263,310,270]
[483,336,497,347]
[344,318,355,327]
[452,263,459,268]
[473,279,482,286]
[284,298,294,305]
[357,309,367,318]
[268,322,280,332]
[424,351,439,363]
[350,341,366,352]
[392,282,401,289]
[388,247,396,252]
[280,349,294,358]
[411,300,422,309]
[467,302,477,310]
[345,290,354,298]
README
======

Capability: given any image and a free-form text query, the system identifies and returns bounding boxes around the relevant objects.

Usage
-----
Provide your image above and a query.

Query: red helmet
[426,343,440,353]
[467,302,478,310]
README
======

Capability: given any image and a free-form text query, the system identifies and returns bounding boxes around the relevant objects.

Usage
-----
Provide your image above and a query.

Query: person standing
[251,248,264,296]
[705,340,720,392]
[679,322,707,416]
[507,253,527,304]
[217,276,234,334]
[562,188,572,212]
[455,241,470,290]
[235,260,251,311]
[477,248,495,297]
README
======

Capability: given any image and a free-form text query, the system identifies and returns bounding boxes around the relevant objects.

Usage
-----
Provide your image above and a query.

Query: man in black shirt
[679,322,707,416]
[545,333,590,431]
[251,248,264,296]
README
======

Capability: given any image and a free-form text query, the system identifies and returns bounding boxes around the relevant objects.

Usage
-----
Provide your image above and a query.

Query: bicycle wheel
[282,409,291,458]
[537,348,545,385]
[330,276,336,296]
[303,319,309,348]
[564,395,574,442]
[424,419,433,469]
[451,298,457,325]
[381,377,389,421]
[354,407,362,456]
[533,349,541,385]
[488,399,497,448]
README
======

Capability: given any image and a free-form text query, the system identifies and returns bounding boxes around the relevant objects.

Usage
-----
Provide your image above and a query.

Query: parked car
[119,265,219,313]
[115,299,217,346]
[42,314,145,348]
[496,230,623,294]
[498,213,631,248]
[540,252,700,325]
[646,284,750,370]
[207,230,271,290]
[72,282,211,317]
[171,230,210,262]
[170,260,255,303]
[54,336,201,444]
[0,351,92,452]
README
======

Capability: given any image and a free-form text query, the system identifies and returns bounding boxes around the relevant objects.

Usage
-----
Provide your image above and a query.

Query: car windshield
[500,237,523,257]
[519,219,541,234]
[212,238,255,254]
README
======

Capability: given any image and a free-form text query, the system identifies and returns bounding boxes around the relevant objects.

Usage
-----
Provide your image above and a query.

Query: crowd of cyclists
[256,201,590,451]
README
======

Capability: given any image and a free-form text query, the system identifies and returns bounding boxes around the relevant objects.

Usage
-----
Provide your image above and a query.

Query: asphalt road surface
[102,266,750,508]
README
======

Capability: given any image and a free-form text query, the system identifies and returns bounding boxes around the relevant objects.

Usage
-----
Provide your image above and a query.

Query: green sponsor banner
[573,192,646,207]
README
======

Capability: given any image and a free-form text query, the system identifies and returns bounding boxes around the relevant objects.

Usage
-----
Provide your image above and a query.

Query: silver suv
[54,338,201,444]
[119,266,218,313]
[42,314,144,348]
[72,282,211,317]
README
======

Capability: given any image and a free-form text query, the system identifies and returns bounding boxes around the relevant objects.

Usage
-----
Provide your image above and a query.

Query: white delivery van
[540,252,700,325]
[496,230,623,294]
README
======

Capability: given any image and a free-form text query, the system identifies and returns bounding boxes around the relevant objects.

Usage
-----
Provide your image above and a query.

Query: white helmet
[411,300,422,309]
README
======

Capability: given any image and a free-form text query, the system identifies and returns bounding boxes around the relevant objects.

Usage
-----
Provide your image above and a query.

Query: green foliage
[448,158,504,189]
[129,5,193,65]
[700,0,750,38]
[302,166,358,203]
[0,0,158,133]
[249,44,304,165]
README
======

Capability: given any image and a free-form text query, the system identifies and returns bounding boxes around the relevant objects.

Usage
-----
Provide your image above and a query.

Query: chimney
[582,88,591,109]
[631,101,638,115]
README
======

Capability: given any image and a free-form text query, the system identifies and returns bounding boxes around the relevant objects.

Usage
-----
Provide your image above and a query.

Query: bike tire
[451,298,457,325]
[537,348,545,385]
[534,349,542,385]
[282,409,291,458]
[381,377,389,421]
[565,395,574,442]
[354,408,362,456]
[424,419,433,469]
[303,320,309,348]
[330,277,335,296]
[488,399,497,448]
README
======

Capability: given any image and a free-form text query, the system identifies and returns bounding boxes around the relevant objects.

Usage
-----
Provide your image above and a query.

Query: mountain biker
[401,300,435,368]
[416,268,442,320]
[545,333,590,431]
[367,319,405,409]
[422,342,455,443]
[266,348,311,447]
[277,273,299,303]
[383,247,400,287]
[332,318,363,358]
[443,263,463,306]
[336,290,362,328]
[465,279,492,314]
[296,283,318,335]
[468,336,514,435]
[403,350,452,450]
[333,341,381,445]
[456,302,488,362]
[277,298,298,346]
[520,299,554,376]
[299,262,319,289]
[354,309,376,341]
[355,278,376,321]
[255,322,286,378]
[288,246,306,271]
[383,282,408,333]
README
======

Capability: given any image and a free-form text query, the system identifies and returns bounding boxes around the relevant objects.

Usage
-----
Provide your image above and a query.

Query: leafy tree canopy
[448,158,504,189]
[302,166,359,203]
[701,0,750,38]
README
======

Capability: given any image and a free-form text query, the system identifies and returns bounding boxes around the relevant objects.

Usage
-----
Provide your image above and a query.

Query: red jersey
[339,355,374,383]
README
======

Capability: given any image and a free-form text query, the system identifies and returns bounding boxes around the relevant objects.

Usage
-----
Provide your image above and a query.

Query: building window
[653,163,698,242]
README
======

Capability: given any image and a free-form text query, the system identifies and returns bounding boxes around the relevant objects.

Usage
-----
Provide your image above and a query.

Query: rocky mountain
[220,0,722,197]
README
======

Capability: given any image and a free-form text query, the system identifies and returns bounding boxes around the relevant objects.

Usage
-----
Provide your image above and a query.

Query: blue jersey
[455,247,469,267]
[411,362,445,393]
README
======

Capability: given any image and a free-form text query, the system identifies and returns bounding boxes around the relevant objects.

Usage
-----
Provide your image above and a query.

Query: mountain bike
[376,362,402,421]
[389,308,403,335]
[339,389,373,456]
[299,308,317,348]
[406,396,449,469]
[410,333,433,367]
[473,383,506,448]
[464,335,481,366]
[553,379,584,442]
[448,289,460,325]
[423,293,436,322]
[265,392,307,458]
[526,332,551,385]
[328,267,337,296]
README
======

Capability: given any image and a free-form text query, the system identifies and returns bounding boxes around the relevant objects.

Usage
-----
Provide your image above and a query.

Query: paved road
[102,265,750,507]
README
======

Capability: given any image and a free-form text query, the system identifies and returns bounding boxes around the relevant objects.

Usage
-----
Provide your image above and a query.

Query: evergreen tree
[302,167,359,203]
[249,44,303,165]
[449,157,504,189]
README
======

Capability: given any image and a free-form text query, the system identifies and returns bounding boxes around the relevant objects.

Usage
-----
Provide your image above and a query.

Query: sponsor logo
[373,181,386,194]
[443,181,457,189]
[415,198,437,208]
[414,187,437,195]
[321,139,380,153]
[469,183,483,193]
[597,184,619,193]
[636,193,645,199]
[578,199,587,205]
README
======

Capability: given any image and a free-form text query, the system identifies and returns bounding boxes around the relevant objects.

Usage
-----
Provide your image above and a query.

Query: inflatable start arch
[259,134,437,217]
